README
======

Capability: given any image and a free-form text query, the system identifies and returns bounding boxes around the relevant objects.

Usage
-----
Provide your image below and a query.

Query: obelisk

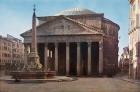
[27,5,42,71]
[31,5,37,53]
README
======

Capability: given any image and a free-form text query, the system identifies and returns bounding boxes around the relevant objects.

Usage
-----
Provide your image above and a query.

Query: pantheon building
[21,8,120,76]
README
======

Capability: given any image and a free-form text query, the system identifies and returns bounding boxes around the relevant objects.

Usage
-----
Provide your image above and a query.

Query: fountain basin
[10,71,56,80]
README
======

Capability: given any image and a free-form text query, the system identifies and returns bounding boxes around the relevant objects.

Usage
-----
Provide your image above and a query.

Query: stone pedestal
[26,52,42,71]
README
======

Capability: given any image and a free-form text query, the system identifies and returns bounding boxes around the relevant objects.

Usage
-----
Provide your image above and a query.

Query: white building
[129,0,140,79]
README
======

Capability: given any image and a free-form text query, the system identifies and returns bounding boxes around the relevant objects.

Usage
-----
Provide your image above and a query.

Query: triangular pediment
[21,16,102,37]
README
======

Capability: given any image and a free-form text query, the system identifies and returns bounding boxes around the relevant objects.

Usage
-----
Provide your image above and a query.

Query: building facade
[129,0,140,79]
[119,47,129,73]
[0,35,24,69]
[21,8,120,76]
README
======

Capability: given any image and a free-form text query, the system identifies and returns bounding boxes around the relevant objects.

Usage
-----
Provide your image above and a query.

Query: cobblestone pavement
[0,77,140,92]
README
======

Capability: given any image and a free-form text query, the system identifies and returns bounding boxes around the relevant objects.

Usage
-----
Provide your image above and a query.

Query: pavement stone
[0,76,76,82]
[116,76,140,85]
[0,76,140,92]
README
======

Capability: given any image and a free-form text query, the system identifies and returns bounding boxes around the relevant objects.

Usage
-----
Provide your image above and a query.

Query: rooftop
[55,8,96,16]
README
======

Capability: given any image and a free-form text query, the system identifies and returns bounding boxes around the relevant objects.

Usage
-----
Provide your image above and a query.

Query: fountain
[10,5,55,81]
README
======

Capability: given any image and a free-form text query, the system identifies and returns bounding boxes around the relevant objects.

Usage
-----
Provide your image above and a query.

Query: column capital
[77,42,80,46]
[99,40,103,44]
[66,42,70,46]
[27,45,30,54]
[45,43,48,46]
[99,41,103,49]
[55,42,58,46]
[55,42,59,48]
[88,42,92,46]
[99,40,103,43]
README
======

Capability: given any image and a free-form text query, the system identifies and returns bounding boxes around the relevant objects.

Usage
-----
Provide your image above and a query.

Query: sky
[0,0,129,57]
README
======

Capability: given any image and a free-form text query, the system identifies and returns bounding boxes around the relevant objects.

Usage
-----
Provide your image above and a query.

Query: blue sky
[0,0,129,56]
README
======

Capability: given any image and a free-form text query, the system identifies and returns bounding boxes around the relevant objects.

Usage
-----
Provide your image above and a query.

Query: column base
[87,73,92,76]
[76,74,81,77]
[66,74,70,77]
[98,73,103,77]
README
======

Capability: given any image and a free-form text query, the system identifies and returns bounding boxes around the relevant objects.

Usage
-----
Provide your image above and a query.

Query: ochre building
[0,35,24,68]
[21,8,120,76]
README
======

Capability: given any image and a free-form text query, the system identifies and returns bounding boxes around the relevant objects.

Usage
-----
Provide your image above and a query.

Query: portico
[21,8,119,77]
[24,35,103,76]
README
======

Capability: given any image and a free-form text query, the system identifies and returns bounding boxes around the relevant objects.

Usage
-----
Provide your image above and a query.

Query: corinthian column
[55,43,58,74]
[77,42,81,76]
[99,41,103,74]
[66,42,70,76]
[44,43,48,71]
[88,42,92,75]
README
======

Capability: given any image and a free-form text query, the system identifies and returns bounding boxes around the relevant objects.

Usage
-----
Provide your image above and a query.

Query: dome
[55,8,96,16]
